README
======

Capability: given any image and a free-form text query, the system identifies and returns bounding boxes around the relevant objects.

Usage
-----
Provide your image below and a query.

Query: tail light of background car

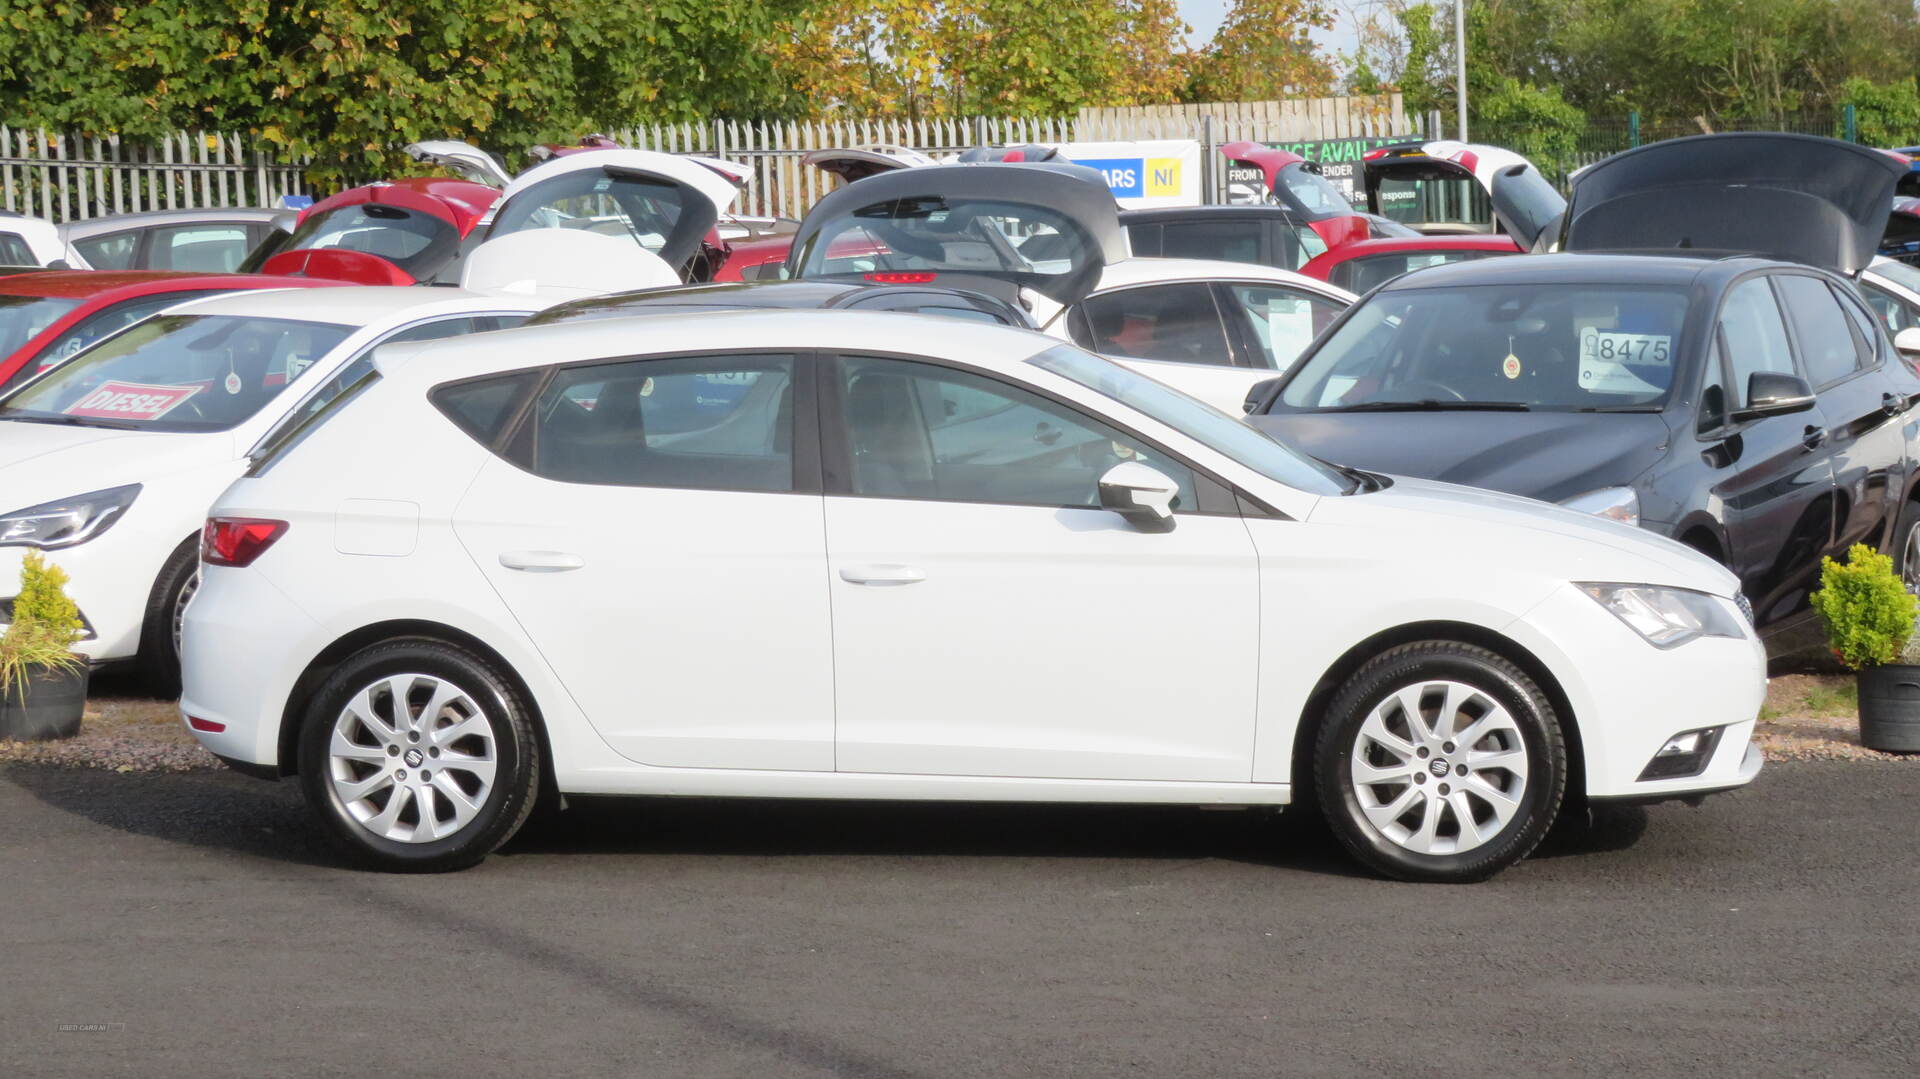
[201,518,289,567]
[863,271,939,284]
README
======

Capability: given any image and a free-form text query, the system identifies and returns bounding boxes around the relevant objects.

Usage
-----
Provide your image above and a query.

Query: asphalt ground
[2,760,1915,1078]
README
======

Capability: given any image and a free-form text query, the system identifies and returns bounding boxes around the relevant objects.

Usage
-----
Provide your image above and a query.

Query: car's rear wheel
[137,535,201,698]
[1315,641,1565,883]
[297,639,541,872]
[1894,501,1920,595]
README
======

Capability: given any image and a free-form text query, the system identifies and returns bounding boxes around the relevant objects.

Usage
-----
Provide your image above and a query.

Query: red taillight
[201,517,288,567]
[863,271,938,284]
[186,716,226,733]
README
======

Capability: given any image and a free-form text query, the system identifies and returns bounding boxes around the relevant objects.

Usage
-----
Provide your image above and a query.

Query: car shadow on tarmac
[2,762,1650,877]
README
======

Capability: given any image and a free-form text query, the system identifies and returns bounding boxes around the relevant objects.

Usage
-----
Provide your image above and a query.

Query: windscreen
[793,195,1100,303]
[0,314,354,432]
[1029,344,1354,496]
[0,294,80,356]
[1278,284,1691,412]
[268,204,461,278]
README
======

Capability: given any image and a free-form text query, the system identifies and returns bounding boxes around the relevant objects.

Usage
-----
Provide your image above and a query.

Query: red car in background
[0,271,341,394]
[1299,233,1523,293]
[237,177,497,285]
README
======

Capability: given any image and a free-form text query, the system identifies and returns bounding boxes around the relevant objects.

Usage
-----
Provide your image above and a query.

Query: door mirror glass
[1098,461,1179,532]
[1732,371,1816,422]
[1896,326,1920,359]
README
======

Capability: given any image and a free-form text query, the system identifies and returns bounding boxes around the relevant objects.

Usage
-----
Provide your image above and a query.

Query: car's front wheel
[1315,641,1565,883]
[297,639,541,872]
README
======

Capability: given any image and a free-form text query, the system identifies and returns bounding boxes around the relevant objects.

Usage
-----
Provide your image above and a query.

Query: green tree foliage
[1839,76,1920,146]
[1811,544,1919,671]
[1186,0,1336,102]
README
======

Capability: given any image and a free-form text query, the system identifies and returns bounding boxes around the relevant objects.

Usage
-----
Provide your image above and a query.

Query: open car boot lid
[402,140,512,188]
[247,179,498,284]
[460,228,681,300]
[1218,141,1369,247]
[479,148,744,273]
[1363,140,1566,249]
[1561,132,1909,275]
[954,145,1060,163]
[804,146,938,184]
[783,161,1126,309]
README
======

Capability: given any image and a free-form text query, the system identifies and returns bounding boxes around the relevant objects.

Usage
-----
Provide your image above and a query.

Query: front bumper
[1591,741,1765,805]
[0,539,159,662]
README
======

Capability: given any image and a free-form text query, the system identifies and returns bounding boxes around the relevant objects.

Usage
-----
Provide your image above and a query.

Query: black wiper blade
[1571,404,1661,413]
[0,412,141,430]
[1326,399,1531,413]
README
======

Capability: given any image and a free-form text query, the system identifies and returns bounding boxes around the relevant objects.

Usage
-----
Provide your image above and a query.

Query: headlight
[0,484,141,549]
[1559,486,1639,526]
[1577,583,1748,648]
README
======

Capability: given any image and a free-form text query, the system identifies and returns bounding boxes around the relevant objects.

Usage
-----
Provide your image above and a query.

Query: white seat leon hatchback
[181,310,1766,882]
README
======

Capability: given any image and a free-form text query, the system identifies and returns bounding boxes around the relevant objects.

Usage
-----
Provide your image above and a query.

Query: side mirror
[1731,371,1815,423]
[1244,376,1284,414]
[1895,326,1920,360]
[1098,461,1178,533]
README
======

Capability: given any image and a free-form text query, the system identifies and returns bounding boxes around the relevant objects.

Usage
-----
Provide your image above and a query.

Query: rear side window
[1157,219,1262,266]
[432,372,539,444]
[512,354,796,492]
[1775,274,1865,386]
[148,225,253,272]
[1071,283,1232,366]
[0,231,33,265]
[1718,278,1797,406]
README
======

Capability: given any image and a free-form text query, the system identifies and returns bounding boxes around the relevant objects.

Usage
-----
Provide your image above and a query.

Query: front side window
[1719,277,1797,408]
[253,316,499,454]
[148,225,253,272]
[1278,283,1689,412]
[0,314,353,432]
[524,354,795,492]
[838,355,1194,509]
[1223,284,1345,369]
[73,231,138,270]
[1071,283,1232,366]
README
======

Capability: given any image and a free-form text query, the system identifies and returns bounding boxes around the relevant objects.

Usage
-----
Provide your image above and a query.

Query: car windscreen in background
[0,314,354,432]
[1279,284,1691,412]
[0,294,80,356]
[274,204,461,279]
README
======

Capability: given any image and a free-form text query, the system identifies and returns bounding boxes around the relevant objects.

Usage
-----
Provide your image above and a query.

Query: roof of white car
[164,285,541,326]
[1100,257,1356,301]
[377,309,1056,387]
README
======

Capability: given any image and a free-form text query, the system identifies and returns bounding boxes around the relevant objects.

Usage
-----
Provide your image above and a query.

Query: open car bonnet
[804,147,938,183]
[478,149,743,273]
[1364,141,1565,249]
[1561,133,1908,275]
[402,140,511,188]
[783,162,1127,307]
[1218,142,1369,247]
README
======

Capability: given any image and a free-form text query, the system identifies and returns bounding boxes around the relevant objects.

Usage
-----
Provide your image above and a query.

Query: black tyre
[137,535,202,698]
[1314,641,1565,883]
[297,638,541,872]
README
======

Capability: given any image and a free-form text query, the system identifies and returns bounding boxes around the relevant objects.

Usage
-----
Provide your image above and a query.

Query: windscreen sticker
[1579,329,1672,394]
[64,380,201,421]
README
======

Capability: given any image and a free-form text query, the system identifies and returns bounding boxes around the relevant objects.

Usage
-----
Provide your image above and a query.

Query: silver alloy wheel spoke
[1906,523,1920,594]
[327,672,496,844]
[171,567,201,658]
[1349,679,1530,856]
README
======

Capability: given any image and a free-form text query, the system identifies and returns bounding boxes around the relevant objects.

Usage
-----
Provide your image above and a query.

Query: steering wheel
[1381,379,1466,402]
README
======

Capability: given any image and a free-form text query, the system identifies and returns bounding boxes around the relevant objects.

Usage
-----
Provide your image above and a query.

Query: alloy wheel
[171,567,200,660]
[326,673,498,843]
[1905,521,1920,596]
[1348,680,1530,856]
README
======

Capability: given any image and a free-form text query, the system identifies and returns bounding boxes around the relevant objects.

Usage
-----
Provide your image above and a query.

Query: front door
[820,354,1261,781]
[452,351,836,771]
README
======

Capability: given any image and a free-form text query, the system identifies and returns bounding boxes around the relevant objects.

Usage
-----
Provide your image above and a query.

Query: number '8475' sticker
[1581,328,1671,365]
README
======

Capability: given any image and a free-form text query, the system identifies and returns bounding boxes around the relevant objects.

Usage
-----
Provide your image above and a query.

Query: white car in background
[0,211,71,268]
[0,230,674,690]
[182,310,1763,882]
[1859,255,1920,346]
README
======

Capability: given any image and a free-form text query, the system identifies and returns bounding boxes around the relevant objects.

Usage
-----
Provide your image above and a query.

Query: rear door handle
[1801,425,1827,451]
[838,563,926,586]
[499,550,585,573]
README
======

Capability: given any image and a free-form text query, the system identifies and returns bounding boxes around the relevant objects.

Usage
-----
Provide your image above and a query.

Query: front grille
[1735,592,1754,626]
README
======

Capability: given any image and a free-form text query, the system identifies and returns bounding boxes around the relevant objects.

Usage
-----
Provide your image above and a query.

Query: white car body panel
[0,213,73,267]
[181,310,1763,813]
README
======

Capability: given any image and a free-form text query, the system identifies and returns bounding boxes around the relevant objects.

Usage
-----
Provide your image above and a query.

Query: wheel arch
[1672,513,1728,564]
[275,619,557,804]
[1290,620,1587,803]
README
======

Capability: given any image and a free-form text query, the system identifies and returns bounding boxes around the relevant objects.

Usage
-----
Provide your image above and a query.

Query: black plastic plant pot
[1856,665,1920,753]
[0,663,87,742]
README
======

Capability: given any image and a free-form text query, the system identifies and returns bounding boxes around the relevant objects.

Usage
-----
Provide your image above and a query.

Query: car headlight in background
[1577,583,1748,648]
[1559,486,1639,526]
[0,484,141,549]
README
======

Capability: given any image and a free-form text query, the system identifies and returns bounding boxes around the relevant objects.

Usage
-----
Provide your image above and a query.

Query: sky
[1177,0,1362,63]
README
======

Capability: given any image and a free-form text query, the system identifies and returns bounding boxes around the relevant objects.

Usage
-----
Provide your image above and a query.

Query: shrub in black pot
[1810,544,1920,753]
[0,551,88,742]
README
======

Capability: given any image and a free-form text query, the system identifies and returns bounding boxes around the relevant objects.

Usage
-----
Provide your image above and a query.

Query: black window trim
[815,348,1262,518]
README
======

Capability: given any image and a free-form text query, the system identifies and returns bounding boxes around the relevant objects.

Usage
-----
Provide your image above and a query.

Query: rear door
[451,350,835,771]
[1774,272,1910,556]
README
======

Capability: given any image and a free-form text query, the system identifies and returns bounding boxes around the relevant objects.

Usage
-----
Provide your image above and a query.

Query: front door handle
[1883,392,1905,417]
[499,550,585,573]
[838,563,926,586]
[1800,424,1828,451]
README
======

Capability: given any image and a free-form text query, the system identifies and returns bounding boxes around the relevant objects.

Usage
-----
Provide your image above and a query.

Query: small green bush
[0,551,86,693]
[1810,544,1919,671]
